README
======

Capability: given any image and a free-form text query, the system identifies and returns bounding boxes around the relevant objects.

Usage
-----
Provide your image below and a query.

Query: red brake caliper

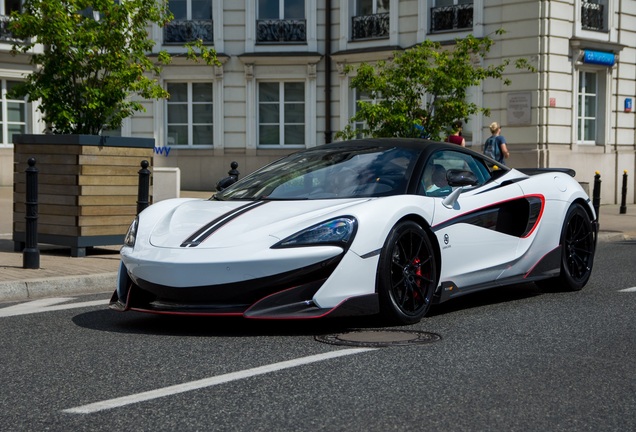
[413,257,422,300]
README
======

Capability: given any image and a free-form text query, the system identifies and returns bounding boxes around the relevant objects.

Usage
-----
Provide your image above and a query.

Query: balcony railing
[351,12,389,40]
[581,2,604,32]
[164,19,213,44]
[256,19,306,43]
[0,15,21,43]
[430,4,473,33]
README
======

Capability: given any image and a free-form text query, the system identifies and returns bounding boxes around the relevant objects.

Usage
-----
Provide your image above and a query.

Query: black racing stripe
[181,201,267,247]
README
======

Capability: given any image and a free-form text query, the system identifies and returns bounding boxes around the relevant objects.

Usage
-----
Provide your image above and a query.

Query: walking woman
[483,121,509,163]
[446,121,466,146]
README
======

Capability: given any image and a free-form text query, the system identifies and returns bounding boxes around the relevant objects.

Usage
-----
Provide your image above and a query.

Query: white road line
[64,348,377,414]
[618,287,636,292]
[0,298,108,317]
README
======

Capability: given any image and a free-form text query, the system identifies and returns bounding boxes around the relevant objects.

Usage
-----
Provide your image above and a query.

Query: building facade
[1,0,634,204]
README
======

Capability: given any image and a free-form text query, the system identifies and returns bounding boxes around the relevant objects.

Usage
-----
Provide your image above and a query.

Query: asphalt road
[1,241,635,432]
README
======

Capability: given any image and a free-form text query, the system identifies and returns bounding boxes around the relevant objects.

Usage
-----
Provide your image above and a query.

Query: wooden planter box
[13,134,154,257]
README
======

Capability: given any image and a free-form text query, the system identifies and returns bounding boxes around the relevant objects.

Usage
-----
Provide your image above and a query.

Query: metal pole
[324,0,333,144]
[620,170,627,214]
[592,171,601,223]
[23,157,40,269]
[137,160,151,215]
[228,161,239,180]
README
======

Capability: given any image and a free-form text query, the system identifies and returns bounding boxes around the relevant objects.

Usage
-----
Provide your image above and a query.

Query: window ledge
[257,145,305,150]
[169,145,214,150]
[239,52,322,66]
[331,45,402,64]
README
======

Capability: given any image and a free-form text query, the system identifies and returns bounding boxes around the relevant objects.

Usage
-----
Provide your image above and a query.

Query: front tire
[538,203,595,292]
[377,221,437,325]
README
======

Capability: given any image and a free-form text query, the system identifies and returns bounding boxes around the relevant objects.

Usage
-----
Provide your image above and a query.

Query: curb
[0,273,116,303]
[598,231,634,243]
[0,232,632,304]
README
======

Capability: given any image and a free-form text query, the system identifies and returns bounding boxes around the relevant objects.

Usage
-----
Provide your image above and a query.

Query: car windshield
[216,145,421,200]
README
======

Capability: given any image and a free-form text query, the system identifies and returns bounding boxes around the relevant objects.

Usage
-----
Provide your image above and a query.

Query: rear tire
[377,221,437,325]
[537,203,595,292]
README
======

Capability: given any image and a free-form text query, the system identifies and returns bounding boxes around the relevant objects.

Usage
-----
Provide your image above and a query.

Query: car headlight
[273,217,357,248]
[124,217,139,248]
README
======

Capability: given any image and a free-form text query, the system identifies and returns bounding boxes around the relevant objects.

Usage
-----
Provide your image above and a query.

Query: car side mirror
[446,169,478,187]
[216,175,238,191]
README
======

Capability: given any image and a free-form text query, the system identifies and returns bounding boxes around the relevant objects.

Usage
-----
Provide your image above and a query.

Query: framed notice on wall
[507,92,532,126]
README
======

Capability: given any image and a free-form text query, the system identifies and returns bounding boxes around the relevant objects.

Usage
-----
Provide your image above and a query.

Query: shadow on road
[72,282,544,337]
[72,309,381,337]
[428,282,543,317]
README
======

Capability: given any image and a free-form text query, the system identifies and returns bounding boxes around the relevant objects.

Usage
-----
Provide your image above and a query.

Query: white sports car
[110,138,597,325]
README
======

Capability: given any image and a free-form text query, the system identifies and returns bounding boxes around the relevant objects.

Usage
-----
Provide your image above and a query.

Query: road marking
[64,348,377,414]
[618,287,636,293]
[0,297,108,317]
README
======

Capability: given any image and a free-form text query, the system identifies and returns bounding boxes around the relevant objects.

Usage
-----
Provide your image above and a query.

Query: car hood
[148,198,370,249]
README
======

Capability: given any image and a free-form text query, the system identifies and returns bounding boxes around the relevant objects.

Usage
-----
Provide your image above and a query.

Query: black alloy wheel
[539,203,595,291]
[377,221,437,325]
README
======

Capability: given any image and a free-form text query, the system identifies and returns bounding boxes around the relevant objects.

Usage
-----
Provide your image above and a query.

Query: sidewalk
[0,186,211,302]
[1,186,635,303]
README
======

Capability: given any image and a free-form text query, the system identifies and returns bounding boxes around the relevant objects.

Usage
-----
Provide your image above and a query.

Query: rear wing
[517,168,576,177]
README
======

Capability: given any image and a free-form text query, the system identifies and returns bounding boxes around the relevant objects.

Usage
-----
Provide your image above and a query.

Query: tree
[337,30,535,141]
[8,0,219,135]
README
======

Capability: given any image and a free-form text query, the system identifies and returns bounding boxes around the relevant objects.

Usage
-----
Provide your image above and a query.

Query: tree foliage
[337,30,535,141]
[9,0,219,135]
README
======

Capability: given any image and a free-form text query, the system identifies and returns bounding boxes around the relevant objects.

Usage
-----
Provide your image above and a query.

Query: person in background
[413,109,430,139]
[422,162,452,196]
[446,121,466,146]
[483,121,510,164]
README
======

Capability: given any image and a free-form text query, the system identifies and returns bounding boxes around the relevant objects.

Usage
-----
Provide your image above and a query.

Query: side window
[581,0,607,32]
[418,150,490,197]
[352,0,390,40]
[164,0,213,44]
[257,0,306,44]
[2,80,28,145]
[258,81,305,147]
[577,70,599,144]
[166,81,214,146]
[430,0,474,34]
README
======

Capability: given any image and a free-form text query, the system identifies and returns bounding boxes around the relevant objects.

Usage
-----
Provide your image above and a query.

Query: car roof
[319,137,490,162]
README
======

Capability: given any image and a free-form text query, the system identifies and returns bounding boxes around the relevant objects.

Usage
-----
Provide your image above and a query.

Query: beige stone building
[1,0,634,204]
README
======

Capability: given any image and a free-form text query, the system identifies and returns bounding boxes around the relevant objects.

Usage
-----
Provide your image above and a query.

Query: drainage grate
[315,329,442,347]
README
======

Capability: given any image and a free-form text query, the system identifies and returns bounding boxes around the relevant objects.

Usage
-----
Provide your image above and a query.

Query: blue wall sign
[626,98,633,113]
[583,50,615,67]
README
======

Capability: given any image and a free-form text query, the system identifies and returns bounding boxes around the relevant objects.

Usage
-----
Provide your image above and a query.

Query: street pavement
[1,185,635,303]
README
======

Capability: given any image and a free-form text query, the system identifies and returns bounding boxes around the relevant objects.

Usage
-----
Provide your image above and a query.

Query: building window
[430,0,473,33]
[581,0,606,32]
[352,89,373,138]
[102,125,122,136]
[258,82,305,146]
[166,82,213,146]
[353,90,369,134]
[164,0,213,44]
[348,87,387,138]
[1,80,27,145]
[352,0,390,40]
[1,0,19,14]
[256,0,306,43]
[0,0,21,42]
[577,71,597,143]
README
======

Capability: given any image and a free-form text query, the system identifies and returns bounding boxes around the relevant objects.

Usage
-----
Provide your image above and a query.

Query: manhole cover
[315,329,442,347]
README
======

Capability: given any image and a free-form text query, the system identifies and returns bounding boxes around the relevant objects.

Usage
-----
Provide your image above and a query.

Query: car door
[418,150,527,290]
